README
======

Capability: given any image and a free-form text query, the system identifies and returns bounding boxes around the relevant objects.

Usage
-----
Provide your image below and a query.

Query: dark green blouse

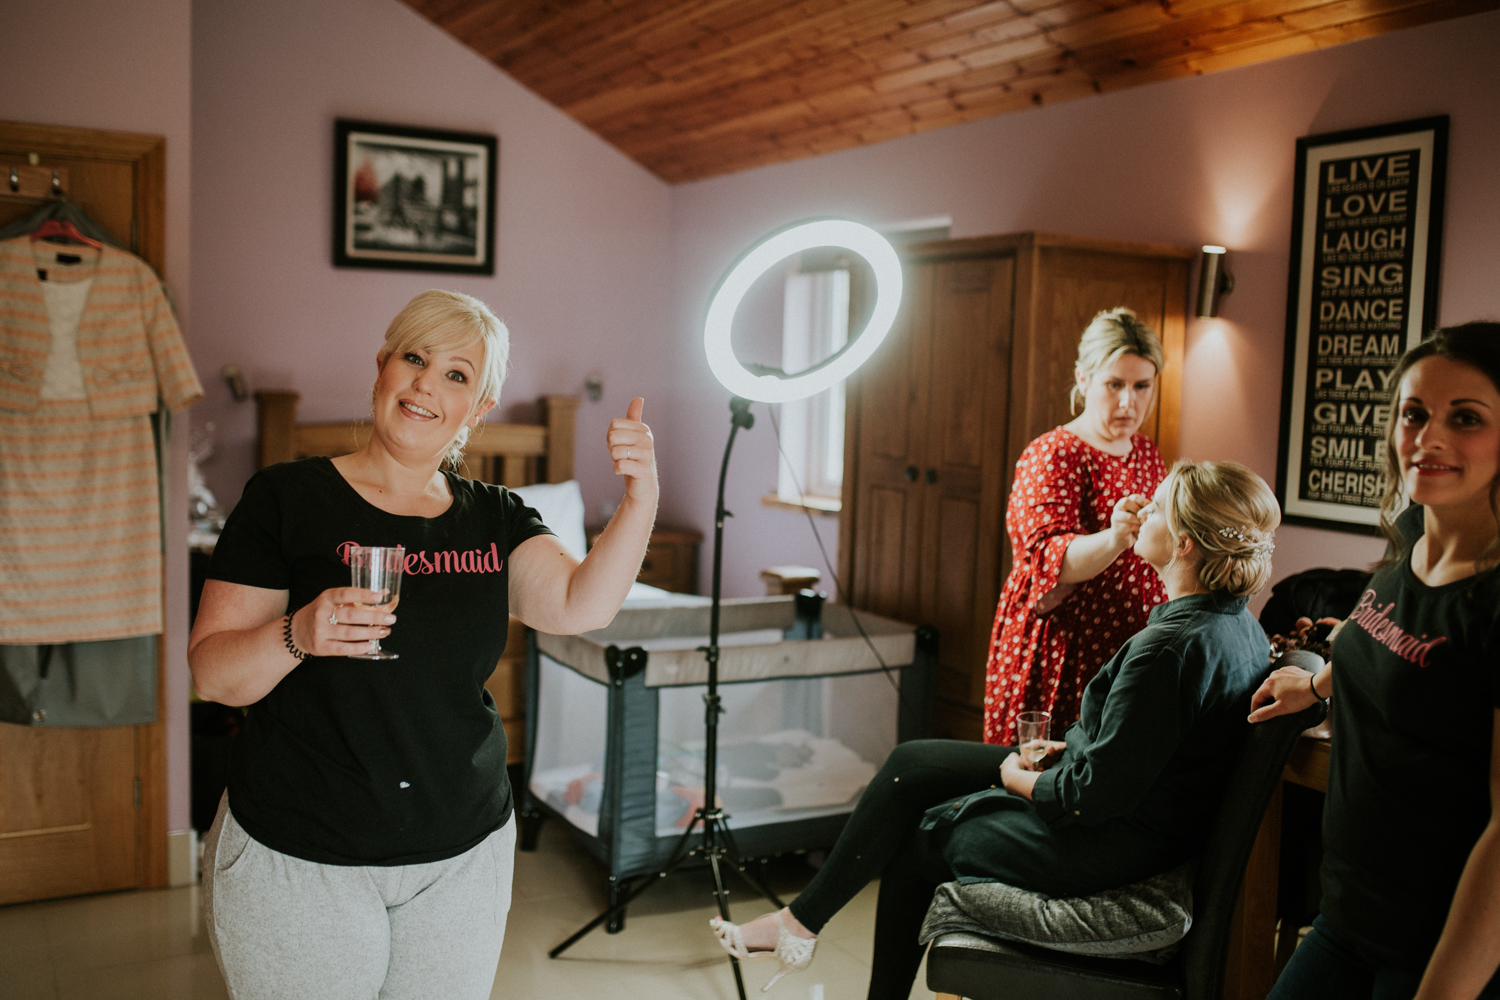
[925,591,1270,897]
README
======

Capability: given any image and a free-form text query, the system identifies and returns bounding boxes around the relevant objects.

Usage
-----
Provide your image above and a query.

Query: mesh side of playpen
[529,652,898,840]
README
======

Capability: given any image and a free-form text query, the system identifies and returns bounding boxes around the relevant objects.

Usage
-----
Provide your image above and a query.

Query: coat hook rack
[3,165,69,201]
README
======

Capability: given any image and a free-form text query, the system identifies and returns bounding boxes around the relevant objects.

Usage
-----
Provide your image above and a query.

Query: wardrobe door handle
[905,466,919,483]
[925,468,938,484]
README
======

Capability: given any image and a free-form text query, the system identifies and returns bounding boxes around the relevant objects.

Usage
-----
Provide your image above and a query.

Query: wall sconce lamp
[220,365,249,402]
[1197,245,1235,318]
[584,372,603,403]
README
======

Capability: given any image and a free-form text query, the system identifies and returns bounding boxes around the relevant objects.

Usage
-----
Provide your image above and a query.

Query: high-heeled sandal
[709,911,817,991]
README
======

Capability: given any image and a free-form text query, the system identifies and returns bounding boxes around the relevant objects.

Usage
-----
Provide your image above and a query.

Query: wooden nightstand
[587,525,703,594]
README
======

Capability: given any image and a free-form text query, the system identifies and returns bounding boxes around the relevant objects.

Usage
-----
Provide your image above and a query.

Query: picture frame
[1276,116,1447,534]
[333,119,497,274]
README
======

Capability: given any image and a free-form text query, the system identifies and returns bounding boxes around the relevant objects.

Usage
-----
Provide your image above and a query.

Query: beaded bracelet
[282,612,309,661]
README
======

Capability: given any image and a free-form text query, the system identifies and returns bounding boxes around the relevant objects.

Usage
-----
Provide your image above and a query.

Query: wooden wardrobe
[837,232,1193,741]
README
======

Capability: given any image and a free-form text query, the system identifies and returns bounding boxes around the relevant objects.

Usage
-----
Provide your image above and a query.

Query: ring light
[703,219,903,403]
[555,218,904,977]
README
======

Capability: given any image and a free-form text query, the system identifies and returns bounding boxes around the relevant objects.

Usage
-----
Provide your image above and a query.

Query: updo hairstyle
[378,290,510,470]
[1377,322,1500,567]
[1070,307,1167,415]
[1159,460,1281,597]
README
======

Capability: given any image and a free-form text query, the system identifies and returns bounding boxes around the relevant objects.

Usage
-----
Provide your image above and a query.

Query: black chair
[1258,568,1371,641]
[924,701,1327,1000]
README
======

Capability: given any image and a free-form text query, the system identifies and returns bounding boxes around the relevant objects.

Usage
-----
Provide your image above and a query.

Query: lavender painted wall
[1,0,196,832]
[664,10,1500,610]
[189,0,674,523]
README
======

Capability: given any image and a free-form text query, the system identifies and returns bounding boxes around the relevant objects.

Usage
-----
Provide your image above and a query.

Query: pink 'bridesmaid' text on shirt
[337,541,504,575]
[1348,589,1448,667]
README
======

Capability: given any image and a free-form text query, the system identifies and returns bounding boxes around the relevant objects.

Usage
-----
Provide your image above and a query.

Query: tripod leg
[607,876,625,934]
[548,809,709,959]
[707,847,749,1000]
[719,825,787,910]
[548,871,655,958]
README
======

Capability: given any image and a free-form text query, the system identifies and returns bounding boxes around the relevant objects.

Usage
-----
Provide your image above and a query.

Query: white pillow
[508,480,588,561]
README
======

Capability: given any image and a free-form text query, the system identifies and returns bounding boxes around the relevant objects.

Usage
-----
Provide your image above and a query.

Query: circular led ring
[703,220,904,403]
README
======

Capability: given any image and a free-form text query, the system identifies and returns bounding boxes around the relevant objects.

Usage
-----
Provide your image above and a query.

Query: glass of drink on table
[347,545,403,660]
[1017,711,1052,766]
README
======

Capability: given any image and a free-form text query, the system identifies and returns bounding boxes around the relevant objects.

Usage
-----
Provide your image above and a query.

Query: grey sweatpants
[201,794,515,1000]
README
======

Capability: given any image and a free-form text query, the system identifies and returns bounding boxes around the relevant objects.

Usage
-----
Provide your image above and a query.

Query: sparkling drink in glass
[348,545,404,661]
[1017,710,1052,766]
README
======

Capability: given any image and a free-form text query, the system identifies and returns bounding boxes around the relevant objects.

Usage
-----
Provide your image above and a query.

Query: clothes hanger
[30,217,103,250]
[0,199,120,249]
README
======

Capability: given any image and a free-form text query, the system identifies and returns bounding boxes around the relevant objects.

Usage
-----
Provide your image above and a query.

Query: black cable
[765,405,921,719]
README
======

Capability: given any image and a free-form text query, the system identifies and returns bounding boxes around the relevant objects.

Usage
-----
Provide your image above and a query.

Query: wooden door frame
[0,119,171,891]
[0,120,167,270]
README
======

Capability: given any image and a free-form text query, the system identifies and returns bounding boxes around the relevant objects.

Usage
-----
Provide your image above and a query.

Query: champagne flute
[348,545,404,661]
[1017,711,1052,767]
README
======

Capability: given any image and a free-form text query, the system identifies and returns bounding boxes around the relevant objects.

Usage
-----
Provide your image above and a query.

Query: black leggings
[788,739,1013,1000]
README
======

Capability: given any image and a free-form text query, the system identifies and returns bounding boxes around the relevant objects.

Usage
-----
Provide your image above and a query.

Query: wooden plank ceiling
[405,0,1496,183]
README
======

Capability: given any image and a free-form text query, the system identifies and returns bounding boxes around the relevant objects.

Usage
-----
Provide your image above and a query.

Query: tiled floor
[0,817,937,1000]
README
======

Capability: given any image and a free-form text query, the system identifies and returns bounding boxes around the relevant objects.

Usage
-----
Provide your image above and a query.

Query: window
[768,219,950,514]
[776,266,849,508]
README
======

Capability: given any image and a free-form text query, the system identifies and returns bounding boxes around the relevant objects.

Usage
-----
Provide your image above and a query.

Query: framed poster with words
[1277,116,1447,533]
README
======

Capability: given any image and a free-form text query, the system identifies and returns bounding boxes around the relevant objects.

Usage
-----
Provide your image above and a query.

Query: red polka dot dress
[983,428,1168,746]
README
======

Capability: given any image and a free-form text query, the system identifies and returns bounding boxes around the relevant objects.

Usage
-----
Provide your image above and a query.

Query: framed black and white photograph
[1276,116,1447,533]
[333,119,497,274]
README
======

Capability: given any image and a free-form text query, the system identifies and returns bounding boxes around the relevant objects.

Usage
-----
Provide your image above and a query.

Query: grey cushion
[918,863,1195,964]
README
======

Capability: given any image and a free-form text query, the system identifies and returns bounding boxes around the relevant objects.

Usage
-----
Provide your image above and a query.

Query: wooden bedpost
[541,395,579,483]
[255,391,300,469]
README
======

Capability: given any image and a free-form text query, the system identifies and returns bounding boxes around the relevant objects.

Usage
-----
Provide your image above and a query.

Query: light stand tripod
[548,397,786,999]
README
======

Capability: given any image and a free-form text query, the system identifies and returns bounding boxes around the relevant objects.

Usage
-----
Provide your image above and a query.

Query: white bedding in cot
[529,727,877,838]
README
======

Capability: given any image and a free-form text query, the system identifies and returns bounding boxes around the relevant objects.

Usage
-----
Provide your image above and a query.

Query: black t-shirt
[1322,504,1500,971]
[208,457,552,866]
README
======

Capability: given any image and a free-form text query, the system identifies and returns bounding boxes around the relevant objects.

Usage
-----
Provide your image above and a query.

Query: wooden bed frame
[253,390,581,765]
[254,391,580,485]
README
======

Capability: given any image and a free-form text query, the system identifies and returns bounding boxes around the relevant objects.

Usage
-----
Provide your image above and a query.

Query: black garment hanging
[0,198,123,248]
[0,636,158,726]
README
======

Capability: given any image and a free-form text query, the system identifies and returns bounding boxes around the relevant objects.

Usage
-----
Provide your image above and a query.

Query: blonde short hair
[1160,460,1281,598]
[377,290,510,469]
[1070,308,1167,414]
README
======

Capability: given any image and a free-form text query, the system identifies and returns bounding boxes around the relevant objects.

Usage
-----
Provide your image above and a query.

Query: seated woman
[710,460,1279,997]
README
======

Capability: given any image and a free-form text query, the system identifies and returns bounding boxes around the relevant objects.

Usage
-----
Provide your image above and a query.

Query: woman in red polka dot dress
[984,308,1170,746]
